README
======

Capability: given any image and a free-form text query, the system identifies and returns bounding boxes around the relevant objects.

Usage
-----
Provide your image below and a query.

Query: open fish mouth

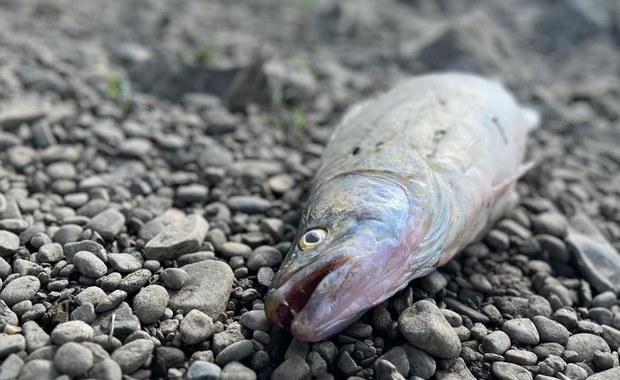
[266,259,348,330]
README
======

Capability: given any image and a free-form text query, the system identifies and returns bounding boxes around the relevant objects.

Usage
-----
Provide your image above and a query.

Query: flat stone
[50,321,95,345]
[226,196,271,214]
[133,285,168,324]
[215,340,254,366]
[73,251,108,278]
[118,269,152,294]
[107,253,142,273]
[144,214,209,260]
[504,349,538,366]
[239,310,271,332]
[168,260,234,317]
[18,359,60,380]
[86,208,126,240]
[246,246,282,271]
[398,300,461,358]
[492,362,533,380]
[376,346,409,378]
[0,275,40,307]
[186,361,221,380]
[532,316,570,345]
[0,96,49,128]
[502,318,539,346]
[110,339,154,374]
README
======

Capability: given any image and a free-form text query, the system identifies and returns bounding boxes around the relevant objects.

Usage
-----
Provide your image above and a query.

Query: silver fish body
[265,73,539,341]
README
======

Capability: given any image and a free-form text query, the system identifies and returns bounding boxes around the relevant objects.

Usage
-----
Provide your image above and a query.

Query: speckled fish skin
[265,73,539,342]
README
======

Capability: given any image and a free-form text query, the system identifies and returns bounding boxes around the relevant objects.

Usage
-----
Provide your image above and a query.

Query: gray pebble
[593,350,614,371]
[492,362,533,380]
[23,320,51,352]
[240,310,271,331]
[18,359,60,380]
[532,315,570,344]
[176,184,209,203]
[486,229,510,250]
[38,243,63,263]
[531,212,568,238]
[168,260,233,316]
[119,138,152,157]
[566,333,610,362]
[435,357,475,380]
[377,346,409,377]
[75,286,107,306]
[399,300,461,358]
[100,272,122,292]
[482,330,511,355]
[89,359,123,380]
[133,285,168,324]
[71,302,96,324]
[226,196,271,214]
[564,363,588,380]
[0,353,24,380]
[144,214,209,260]
[402,343,435,379]
[0,275,40,307]
[107,253,142,273]
[443,297,490,323]
[86,208,126,240]
[110,339,155,374]
[63,240,105,263]
[219,241,252,258]
[161,268,188,289]
[592,291,617,308]
[118,269,151,294]
[220,361,257,380]
[73,251,107,278]
[533,342,565,360]
[179,309,214,345]
[215,339,254,366]
[52,224,83,245]
[307,351,327,376]
[504,349,538,365]
[246,246,282,271]
[0,300,18,330]
[336,351,358,376]
[54,342,93,376]
[186,361,221,380]
[600,325,620,350]
[587,367,620,380]
[418,271,448,294]
[95,290,127,313]
[257,267,274,287]
[0,333,25,359]
[538,354,566,375]
[212,328,245,354]
[51,320,95,344]
[375,359,406,380]
[284,339,309,360]
[0,230,19,256]
[502,318,539,346]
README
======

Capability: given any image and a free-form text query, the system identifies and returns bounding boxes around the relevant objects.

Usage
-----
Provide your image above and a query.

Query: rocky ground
[0,0,620,379]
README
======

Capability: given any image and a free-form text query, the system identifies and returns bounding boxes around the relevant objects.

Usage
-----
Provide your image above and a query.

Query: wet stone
[398,300,461,358]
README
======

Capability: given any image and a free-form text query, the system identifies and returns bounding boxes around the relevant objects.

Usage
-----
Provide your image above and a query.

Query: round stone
[54,342,94,376]
[482,330,512,355]
[0,231,19,257]
[0,275,41,307]
[161,268,188,290]
[133,285,169,325]
[73,251,107,278]
[566,333,611,363]
[51,321,95,345]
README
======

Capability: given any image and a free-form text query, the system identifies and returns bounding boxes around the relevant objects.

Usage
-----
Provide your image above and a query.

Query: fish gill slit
[492,116,508,145]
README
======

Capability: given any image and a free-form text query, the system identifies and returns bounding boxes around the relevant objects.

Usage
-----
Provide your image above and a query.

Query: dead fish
[264,73,539,342]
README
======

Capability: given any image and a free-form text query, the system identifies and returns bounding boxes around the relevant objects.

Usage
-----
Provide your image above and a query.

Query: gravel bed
[1,0,620,379]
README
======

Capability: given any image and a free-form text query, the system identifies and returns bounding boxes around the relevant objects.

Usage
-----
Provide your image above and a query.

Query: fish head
[265,173,427,341]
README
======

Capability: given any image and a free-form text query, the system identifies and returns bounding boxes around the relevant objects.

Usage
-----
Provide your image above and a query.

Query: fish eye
[298,228,327,251]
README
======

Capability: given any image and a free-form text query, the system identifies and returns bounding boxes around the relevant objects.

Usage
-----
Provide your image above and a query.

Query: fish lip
[265,257,349,333]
